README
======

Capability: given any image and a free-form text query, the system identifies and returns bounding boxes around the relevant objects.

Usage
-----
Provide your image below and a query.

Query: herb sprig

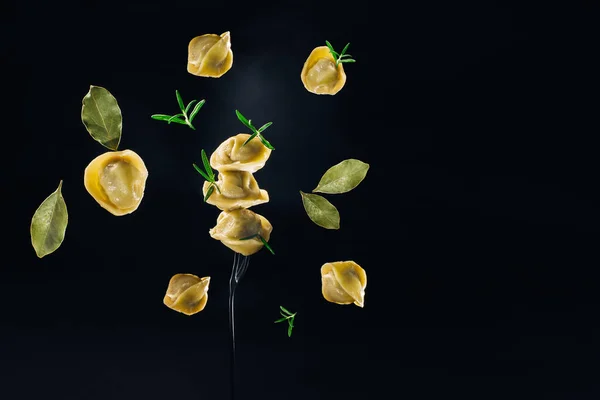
[235,110,275,150]
[274,306,297,337]
[193,149,221,201]
[239,233,275,255]
[152,90,205,130]
[325,41,356,66]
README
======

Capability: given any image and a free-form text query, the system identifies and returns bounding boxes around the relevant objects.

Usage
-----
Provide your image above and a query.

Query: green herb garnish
[192,149,220,201]
[235,110,275,150]
[325,40,356,66]
[239,233,275,255]
[151,90,205,130]
[274,306,296,337]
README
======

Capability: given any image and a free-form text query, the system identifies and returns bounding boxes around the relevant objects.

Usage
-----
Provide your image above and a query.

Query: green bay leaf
[300,191,340,229]
[81,85,122,150]
[313,159,369,194]
[30,180,68,258]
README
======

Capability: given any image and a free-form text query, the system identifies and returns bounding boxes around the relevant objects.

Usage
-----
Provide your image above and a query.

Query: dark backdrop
[2,1,599,399]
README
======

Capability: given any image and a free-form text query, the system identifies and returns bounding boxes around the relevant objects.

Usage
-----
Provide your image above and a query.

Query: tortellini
[300,46,347,95]
[203,171,269,211]
[321,261,367,307]
[210,133,272,173]
[187,31,233,78]
[206,133,273,255]
[163,273,211,316]
[84,149,148,216]
[209,208,273,256]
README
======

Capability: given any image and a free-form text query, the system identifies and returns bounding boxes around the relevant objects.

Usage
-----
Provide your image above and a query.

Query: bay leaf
[313,159,369,194]
[30,180,68,258]
[300,191,340,229]
[81,85,122,150]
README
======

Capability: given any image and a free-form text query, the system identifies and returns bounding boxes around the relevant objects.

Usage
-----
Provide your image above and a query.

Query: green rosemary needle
[192,149,220,201]
[274,306,297,337]
[239,233,275,255]
[151,90,205,130]
[235,110,275,150]
[325,40,356,66]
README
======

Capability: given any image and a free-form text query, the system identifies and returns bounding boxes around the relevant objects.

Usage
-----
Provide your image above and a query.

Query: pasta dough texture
[210,133,272,173]
[206,134,273,255]
[187,31,233,78]
[202,171,269,211]
[300,46,347,95]
[163,274,211,315]
[321,261,367,307]
[84,149,148,216]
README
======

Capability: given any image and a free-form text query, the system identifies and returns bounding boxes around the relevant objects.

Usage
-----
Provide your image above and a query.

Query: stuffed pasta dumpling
[210,133,272,173]
[203,171,269,211]
[163,274,211,316]
[187,31,233,78]
[84,149,149,216]
[209,208,272,256]
[300,46,347,95]
[321,261,367,307]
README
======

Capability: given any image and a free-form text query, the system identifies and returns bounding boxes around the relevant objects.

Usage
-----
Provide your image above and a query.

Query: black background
[2,1,599,399]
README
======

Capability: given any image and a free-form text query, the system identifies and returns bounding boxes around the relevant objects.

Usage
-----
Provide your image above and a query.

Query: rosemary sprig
[274,306,297,337]
[325,40,356,66]
[239,233,275,255]
[192,149,221,201]
[151,90,205,130]
[235,110,275,150]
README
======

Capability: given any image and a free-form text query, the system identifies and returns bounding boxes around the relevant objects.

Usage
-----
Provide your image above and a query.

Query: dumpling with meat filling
[84,149,148,216]
[163,273,210,316]
[321,261,367,307]
[187,31,233,78]
[300,46,347,95]
[203,170,269,211]
[210,133,272,173]
[209,208,272,256]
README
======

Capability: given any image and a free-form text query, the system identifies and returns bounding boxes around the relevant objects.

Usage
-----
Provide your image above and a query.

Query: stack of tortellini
[163,134,273,316]
[205,133,273,256]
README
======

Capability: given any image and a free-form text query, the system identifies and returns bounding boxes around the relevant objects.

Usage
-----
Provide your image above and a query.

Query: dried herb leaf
[81,85,122,150]
[30,180,68,258]
[313,159,369,194]
[300,191,340,229]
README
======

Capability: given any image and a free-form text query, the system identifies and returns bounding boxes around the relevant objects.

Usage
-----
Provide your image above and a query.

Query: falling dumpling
[210,133,272,173]
[163,274,211,316]
[203,170,269,211]
[187,31,233,78]
[84,149,148,216]
[209,208,273,256]
[301,46,347,95]
[321,261,367,307]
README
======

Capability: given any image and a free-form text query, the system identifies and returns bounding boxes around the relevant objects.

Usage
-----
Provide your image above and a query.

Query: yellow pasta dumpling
[300,46,347,95]
[163,274,211,316]
[187,31,233,78]
[321,261,367,307]
[84,149,148,216]
[209,208,273,256]
[210,133,272,173]
[203,170,269,211]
